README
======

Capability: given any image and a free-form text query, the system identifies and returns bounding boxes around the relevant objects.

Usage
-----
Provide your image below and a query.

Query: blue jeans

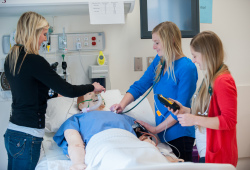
[4,129,43,170]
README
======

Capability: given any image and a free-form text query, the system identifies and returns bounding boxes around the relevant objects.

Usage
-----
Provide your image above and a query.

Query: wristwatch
[0,72,11,91]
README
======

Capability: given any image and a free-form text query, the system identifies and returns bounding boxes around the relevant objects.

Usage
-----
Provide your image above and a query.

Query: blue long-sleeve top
[127,55,198,142]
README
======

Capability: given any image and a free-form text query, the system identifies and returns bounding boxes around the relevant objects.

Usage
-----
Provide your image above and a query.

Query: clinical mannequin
[59,92,183,170]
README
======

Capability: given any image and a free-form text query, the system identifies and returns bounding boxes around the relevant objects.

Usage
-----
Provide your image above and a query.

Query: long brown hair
[152,21,184,82]
[191,31,229,119]
[6,11,49,75]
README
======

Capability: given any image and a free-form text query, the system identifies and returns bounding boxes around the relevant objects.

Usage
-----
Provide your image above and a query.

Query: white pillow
[124,96,155,126]
[45,97,77,133]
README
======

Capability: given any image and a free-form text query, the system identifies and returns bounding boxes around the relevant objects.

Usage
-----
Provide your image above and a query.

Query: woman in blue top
[111,21,198,161]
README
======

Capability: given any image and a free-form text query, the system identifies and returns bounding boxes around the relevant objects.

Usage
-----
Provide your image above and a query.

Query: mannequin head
[77,92,105,111]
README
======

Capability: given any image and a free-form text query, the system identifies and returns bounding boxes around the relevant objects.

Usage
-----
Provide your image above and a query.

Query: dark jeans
[168,136,195,162]
[4,129,43,170]
[199,157,205,163]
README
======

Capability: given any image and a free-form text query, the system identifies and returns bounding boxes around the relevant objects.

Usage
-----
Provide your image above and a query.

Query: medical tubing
[121,85,154,114]
[81,94,102,113]
[154,99,181,158]
[121,61,165,114]
[139,130,177,161]
[154,95,180,158]
[139,131,158,146]
[163,125,180,158]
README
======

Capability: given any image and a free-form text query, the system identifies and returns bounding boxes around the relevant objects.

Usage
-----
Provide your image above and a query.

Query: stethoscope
[194,64,223,116]
[121,60,165,114]
[194,81,213,116]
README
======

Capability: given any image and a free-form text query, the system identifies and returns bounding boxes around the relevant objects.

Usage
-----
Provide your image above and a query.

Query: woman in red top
[168,31,238,167]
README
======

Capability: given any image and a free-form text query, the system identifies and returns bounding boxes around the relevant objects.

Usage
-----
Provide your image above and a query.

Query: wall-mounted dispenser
[89,65,108,88]
[2,35,10,54]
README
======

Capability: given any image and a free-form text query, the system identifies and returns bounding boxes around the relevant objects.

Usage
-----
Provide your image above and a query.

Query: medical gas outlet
[58,32,105,51]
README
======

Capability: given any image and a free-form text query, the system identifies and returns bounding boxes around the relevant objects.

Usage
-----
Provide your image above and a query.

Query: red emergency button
[91,37,96,41]
[92,42,96,46]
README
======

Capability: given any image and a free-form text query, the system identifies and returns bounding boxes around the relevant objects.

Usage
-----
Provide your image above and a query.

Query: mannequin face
[77,92,105,111]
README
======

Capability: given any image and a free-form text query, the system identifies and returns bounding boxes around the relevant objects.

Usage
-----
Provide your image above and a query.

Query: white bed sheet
[36,130,174,170]
[36,131,236,170]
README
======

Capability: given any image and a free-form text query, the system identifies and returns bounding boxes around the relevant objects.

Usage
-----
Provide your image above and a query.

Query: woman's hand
[135,120,157,134]
[110,104,124,113]
[167,98,190,115]
[57,94,63,97]
[177,114,197,126]
[92,82,106,93]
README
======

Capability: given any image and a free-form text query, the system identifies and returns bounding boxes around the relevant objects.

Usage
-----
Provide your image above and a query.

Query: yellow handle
[160,94,173,104]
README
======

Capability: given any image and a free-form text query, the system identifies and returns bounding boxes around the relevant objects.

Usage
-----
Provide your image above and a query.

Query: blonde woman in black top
[4,11,105,170]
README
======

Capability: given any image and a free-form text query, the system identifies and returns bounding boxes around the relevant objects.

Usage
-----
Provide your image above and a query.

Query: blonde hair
[152,21,184,82]
[190,31,229,119]
[7,11,49,75]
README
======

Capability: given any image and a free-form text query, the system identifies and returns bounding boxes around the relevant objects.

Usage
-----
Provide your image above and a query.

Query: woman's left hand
[135,120,157,134]
[177,114,197,126]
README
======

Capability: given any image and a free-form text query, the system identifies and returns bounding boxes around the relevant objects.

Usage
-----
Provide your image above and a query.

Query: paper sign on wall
[200,0,213,23]
[89,1,125,24]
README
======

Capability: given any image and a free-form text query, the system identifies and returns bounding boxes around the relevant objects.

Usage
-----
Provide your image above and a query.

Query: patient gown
[53,111,136,155]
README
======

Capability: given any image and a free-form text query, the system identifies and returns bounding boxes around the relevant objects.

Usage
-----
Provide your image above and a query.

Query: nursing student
[3,11,105,170]
[111,21,198,161]
[168,31,238,167]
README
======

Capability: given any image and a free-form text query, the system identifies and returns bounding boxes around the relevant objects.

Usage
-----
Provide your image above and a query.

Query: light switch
[134,57,143,71]
[147,56,155,68]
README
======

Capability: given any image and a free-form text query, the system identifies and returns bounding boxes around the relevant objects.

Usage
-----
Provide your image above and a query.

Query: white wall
[0,0,250,169]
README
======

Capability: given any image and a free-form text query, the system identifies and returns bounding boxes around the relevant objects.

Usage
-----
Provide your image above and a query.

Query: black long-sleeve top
[4,48,94,129]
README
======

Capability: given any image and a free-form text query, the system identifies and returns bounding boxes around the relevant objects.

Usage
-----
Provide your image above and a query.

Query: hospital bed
[35,90,236,170]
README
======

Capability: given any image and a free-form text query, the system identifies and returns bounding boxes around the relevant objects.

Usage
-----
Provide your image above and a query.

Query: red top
[206,73,238,167]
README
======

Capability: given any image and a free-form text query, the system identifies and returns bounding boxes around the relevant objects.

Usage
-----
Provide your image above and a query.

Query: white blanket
[36,130,236,170]
[85,128,169,170]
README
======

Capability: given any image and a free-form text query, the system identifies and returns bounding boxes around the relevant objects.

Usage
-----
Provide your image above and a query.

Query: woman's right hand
[92,82,106,93]
[167,98,190,115]
[110,103,124,113]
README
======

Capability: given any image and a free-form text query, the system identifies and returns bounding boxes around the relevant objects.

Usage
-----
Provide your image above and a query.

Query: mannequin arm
[64,129,87,170]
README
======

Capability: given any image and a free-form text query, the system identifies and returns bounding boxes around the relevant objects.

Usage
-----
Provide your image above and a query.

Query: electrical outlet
[147,56,155,68]
[134,57,143,71]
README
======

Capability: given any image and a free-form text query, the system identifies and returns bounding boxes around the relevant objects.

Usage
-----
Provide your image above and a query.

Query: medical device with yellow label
[157,94,180,111]
[97,51,105,65]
